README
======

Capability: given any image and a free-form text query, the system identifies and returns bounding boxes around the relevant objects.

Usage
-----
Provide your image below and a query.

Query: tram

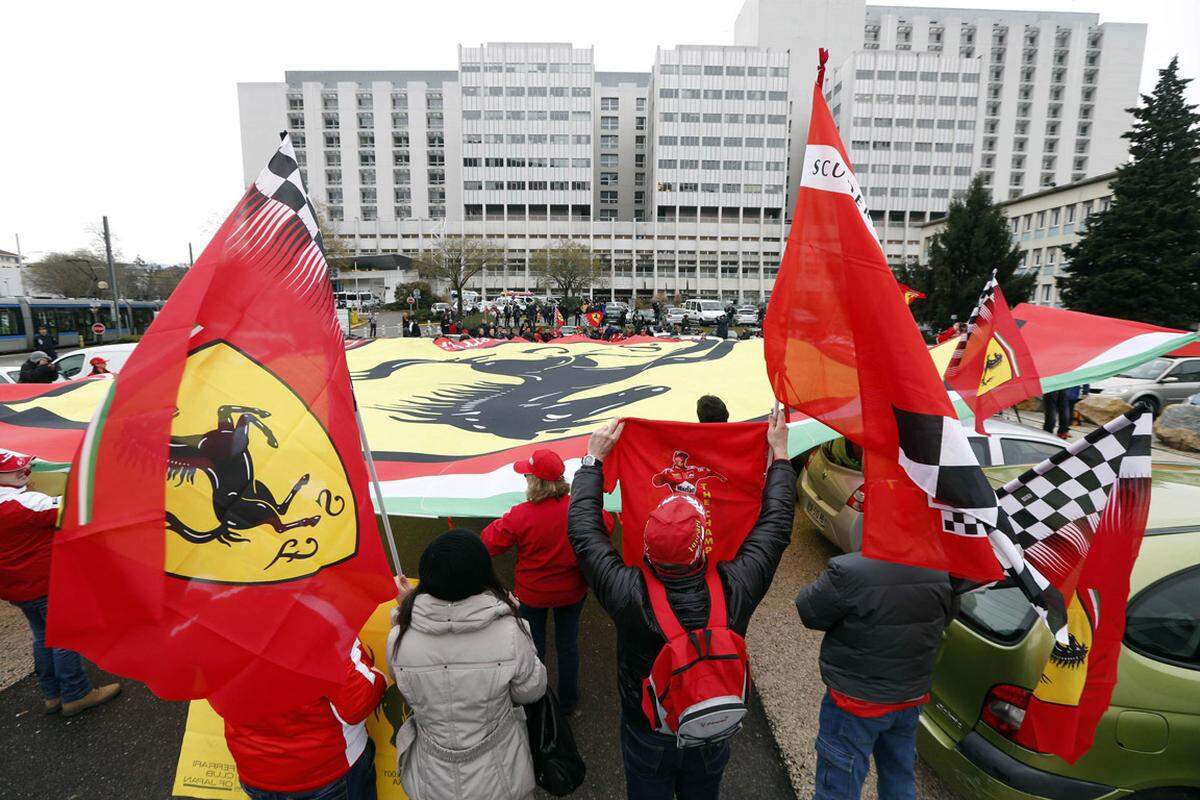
[0,297,162,353]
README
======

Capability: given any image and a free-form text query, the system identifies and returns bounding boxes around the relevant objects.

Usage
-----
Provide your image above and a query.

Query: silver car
[1088,356,1200,416]
[799,419,1068,553]
[664,306,686,325]
[734,306,759,325]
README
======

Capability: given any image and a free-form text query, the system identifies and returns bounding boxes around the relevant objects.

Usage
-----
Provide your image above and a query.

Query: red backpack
[640,566,751,747]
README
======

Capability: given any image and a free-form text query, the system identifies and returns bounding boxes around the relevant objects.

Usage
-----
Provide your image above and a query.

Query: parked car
[919,462,1200,800]
[430,302,452,316]
[603,301,629,318]
[664,306,686,325]
[0,366,18,383]
[799,419,1068,553]
[682,298,726,323]
[734,306,759,325]
[53,343,137,380]
[633,306,656,322]
[1088,357,1200,416]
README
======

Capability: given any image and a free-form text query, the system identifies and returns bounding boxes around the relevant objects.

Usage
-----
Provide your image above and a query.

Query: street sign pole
[102,217,123,340]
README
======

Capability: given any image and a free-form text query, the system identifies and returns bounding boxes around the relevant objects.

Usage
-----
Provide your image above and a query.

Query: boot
[61,683,121,717]
[44,698,61,715]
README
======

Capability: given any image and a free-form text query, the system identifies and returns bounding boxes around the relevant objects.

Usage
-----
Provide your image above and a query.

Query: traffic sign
[406,296,415,306]
[92,323,106,335]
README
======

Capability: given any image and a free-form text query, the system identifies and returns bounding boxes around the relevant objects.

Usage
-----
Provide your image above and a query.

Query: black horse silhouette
[980,351,1005,386]
[165,404,323,547]
[355,339,736,441]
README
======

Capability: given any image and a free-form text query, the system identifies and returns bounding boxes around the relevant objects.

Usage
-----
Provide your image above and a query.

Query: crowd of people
[1,384,959,800]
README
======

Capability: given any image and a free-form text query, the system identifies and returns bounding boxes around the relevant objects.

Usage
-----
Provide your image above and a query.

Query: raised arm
[567,420,641,619]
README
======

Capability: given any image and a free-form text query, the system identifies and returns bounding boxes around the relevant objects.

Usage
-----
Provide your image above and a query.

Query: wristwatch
[581,454,602,468]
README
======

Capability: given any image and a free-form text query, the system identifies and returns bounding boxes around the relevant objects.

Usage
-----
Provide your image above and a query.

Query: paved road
[0,516,796,800]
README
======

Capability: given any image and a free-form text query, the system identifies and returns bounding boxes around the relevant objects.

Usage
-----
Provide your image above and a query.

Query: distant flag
[586,310,604,327]
[555,307,565,327]
[945,271,1042,434]
[899,284,926,306]
[46,134,395,721]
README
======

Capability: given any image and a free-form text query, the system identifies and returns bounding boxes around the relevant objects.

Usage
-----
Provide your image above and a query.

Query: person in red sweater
[0,449,121,716]
[481,449,612,715]
[224,637,387,800]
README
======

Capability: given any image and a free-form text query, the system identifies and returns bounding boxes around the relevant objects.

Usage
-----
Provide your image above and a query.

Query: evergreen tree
[1059,57,1200,328]
[896,174,1033,328]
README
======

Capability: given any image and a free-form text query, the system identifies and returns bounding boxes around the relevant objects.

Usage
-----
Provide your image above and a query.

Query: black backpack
[525,686,586,796]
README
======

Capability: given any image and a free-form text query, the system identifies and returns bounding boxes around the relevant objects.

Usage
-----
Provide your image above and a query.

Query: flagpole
[354,406,405,582]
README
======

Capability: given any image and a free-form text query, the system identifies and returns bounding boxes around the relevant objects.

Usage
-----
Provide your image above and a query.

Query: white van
[682,299,726,323]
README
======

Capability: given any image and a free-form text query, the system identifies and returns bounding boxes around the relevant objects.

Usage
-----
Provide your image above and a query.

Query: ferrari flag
[764,50,1004,583]
[602,418,768,565]
[899,284,926,306]
[46,134,395,720]
[945,272,1041,434]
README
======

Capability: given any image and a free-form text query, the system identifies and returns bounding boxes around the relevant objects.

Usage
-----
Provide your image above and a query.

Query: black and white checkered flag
[989,411,1153,641]
[944,270,998,380]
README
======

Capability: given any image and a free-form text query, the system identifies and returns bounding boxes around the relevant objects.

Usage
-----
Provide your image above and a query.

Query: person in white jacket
[388,529,547,800]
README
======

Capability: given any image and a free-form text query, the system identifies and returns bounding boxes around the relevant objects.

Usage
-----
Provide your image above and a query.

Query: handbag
[524,686,586,796]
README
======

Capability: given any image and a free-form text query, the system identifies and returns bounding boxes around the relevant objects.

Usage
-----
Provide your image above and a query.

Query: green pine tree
[896,174,1033,328]
[1059,56,1200,328]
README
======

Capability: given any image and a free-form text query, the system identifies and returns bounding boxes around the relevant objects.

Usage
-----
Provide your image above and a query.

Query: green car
[919,463,1200,800]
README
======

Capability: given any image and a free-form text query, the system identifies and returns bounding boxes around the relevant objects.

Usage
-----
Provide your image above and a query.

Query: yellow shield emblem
[978,334,1016,397]
[163,341,357,584]
[1033,592,1094,706]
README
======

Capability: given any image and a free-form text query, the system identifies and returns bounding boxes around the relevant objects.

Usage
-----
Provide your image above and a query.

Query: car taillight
[846,485,866,512]
[980,684,1031,739]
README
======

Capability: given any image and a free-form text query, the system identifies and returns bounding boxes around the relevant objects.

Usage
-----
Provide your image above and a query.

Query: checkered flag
[990,411,1153,641]
[227,133,335,324]
[944,270,998,380]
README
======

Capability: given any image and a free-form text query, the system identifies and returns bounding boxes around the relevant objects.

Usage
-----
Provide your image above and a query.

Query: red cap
[513,449,565,482]
[643,494,707,570]
[0,449,35,473]
[89,357,108,366]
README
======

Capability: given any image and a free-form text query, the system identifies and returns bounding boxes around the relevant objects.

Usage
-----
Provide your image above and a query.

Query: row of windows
[463,157,593,168]
[464,181,593,191]
[862,164,972,176]
[463,109,592,121]
[853,94,977,106]
[855,70,979,82]
[657,136,786,148]
[460,62,591,75]
[660,112,787,125]
[657,183,785,194]
[850,140,974,153]
[462,85,592,97]
[867,186,955,198]
[854,117,977,130]
[657,160,785,171]
[658,88,788,101]
[658,64,787,77]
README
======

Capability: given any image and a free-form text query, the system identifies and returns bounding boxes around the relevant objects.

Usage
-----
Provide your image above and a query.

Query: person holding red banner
[481,449,614,715]
[567,413,795,800]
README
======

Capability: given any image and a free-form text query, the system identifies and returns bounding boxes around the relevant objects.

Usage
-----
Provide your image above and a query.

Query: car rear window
[1000,438,1065,465]
[1125,566,1200,670]
[958,586,1037,643]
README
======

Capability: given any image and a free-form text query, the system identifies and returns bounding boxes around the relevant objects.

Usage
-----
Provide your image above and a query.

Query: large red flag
[602,418,768,565]
[764,50,1003,583]
[46,134,395,720]
[945,273,1042,434]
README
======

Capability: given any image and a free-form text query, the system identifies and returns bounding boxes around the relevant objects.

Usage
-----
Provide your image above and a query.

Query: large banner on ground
[1,308,1193,519]
[173,601,409,799]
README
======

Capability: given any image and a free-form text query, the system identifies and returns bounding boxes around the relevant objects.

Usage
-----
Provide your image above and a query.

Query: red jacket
[224,639,386,793]
[0,485,59,602]
[482,495,613,608]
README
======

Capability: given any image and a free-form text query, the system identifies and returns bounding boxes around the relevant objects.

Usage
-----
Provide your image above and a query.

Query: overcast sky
[2,0,1196,265]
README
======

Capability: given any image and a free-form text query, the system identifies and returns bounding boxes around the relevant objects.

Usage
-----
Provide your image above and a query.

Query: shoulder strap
[640,566,685,640]
[704,567,729,630]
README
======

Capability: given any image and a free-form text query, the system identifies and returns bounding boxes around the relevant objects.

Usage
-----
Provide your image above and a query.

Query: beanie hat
[643,493,708,572]
[28,351,48,362]
[418,529,494,602]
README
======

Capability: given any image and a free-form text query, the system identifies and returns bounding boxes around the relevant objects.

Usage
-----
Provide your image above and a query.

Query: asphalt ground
[0,516,796,800]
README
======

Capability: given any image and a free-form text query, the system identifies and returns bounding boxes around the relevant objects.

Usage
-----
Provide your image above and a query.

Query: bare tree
[310,200,352,261]
[24,250,111,297]
[529,241,606,300]
[416,235,503,316]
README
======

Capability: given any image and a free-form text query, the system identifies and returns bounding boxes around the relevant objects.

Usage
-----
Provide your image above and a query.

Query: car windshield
[1120,358,1170,380]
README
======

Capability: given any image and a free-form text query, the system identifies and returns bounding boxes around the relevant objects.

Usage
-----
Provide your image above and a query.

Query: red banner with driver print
[602,418,768,565]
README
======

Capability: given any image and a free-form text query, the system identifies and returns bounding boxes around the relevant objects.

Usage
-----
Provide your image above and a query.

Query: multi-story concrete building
[735,1,1146,264]
[918,170,1116,308]
[0,249,23,296]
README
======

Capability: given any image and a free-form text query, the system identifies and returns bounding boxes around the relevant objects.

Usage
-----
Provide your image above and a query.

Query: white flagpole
[354,405,404,581]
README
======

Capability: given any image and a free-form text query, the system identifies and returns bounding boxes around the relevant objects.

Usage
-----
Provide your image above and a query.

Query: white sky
[2,0,1196,265]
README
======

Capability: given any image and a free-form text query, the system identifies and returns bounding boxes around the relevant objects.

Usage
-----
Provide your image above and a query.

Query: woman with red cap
[86,357,112,377]
[481,448,613,716]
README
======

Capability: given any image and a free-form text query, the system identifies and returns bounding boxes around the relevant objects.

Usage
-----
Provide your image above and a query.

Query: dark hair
[391,549,525,661]
[697,394,730,423]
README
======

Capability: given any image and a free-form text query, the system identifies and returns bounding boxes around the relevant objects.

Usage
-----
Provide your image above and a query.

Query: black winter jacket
[567,460,796,731]
[795,553,955,704]
[18,360,57,384]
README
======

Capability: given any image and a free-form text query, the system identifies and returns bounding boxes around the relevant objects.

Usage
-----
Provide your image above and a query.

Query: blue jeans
[242,739,376,800]
[620,718,731,800]
[814,691,920,800]
[519,598,584,713]
[12,596,92,703]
